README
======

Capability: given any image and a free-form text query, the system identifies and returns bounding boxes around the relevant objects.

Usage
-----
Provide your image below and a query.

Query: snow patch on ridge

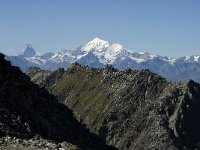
[194,55,200,62]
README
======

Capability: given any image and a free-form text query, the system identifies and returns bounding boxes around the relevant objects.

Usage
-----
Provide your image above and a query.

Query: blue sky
[0,0,200,57]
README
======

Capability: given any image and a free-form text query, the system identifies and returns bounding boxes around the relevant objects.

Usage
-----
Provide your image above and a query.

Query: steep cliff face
[27,64,200,150]
[0,53,115,150]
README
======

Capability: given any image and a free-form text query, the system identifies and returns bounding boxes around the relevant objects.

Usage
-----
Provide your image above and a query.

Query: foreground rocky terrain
[0,53,115,150]
[27,63,200,150]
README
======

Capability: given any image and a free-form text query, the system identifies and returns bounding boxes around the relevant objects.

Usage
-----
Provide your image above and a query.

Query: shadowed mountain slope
[0,53,115,150]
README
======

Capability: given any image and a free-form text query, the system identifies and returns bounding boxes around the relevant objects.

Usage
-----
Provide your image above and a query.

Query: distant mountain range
[5,37,200,82]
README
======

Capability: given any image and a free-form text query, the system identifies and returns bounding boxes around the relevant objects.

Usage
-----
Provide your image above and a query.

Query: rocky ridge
[27,63,200,150]
[0,53,115,150]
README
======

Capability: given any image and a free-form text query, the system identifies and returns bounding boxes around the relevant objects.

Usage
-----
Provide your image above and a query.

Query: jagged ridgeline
[27,62,200,150]
[0,53,115,150]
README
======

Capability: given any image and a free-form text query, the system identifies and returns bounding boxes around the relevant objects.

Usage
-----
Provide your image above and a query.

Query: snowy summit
[81,37,111,52]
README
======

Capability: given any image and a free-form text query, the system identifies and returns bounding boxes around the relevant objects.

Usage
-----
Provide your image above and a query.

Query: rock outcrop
[27,63,200,150]
[0,53,115,150]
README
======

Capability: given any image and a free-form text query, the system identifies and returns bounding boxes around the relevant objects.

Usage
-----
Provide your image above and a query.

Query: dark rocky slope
[27,63,200,150]
[0,53,115,150]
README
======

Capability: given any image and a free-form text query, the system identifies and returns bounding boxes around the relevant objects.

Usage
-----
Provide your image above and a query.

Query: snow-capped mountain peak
[90,37,107,43]
[80,37,130,64]
[191,55,200,62]
[88,37,109,46]
[19,44,38,58]
[179,55,200,62]
[81,37,110,52]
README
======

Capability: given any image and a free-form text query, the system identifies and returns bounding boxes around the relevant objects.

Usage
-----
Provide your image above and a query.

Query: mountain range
[2,49,200,149]
[27,63,200,150]
[6,38,200,82]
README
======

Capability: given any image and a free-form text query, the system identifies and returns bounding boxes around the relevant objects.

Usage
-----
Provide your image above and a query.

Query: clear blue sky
[0,0,200,57]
